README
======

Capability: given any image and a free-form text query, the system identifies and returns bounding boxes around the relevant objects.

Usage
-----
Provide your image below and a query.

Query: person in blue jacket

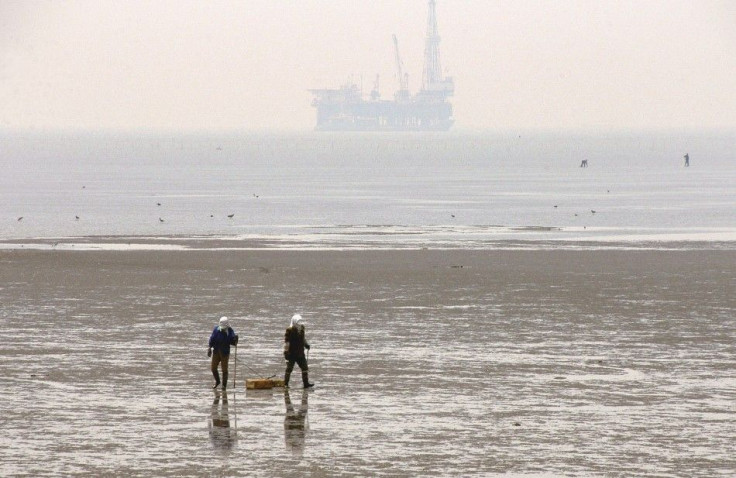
[208,316,238,390]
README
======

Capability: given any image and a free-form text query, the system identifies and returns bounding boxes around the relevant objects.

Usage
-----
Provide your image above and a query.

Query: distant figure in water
[684,153,689,167]
[580,159,588,168]
[208,316,238,390]
[283,314,314,388]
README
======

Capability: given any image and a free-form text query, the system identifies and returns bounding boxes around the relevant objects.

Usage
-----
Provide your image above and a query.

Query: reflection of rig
[309,1,454,131]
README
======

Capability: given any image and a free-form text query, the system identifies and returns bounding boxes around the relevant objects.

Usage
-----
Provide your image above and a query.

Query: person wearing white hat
[283,314,314,388]
[208,316,238,390]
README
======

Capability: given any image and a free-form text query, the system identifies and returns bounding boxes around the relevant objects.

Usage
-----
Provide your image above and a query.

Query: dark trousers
[285,355,308,374]
[211,350,230,374]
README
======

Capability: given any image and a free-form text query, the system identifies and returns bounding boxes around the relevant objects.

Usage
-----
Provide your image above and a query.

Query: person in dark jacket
[208,316,238,390]
[283,314,314,388]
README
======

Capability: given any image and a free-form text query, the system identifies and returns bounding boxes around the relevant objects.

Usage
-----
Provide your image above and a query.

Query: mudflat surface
[1,249,734,476]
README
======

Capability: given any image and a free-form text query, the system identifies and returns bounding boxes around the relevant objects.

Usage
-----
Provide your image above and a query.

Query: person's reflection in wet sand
[209,389,236,449]
[284,388,309,456]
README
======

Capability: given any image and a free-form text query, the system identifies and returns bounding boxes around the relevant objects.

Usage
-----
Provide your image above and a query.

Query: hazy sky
[1,0,735,131]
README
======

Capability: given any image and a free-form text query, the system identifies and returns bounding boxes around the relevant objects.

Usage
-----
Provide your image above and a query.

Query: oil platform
[309,1,455,131]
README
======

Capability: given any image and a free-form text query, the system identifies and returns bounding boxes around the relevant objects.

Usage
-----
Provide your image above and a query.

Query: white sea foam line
[0,243,188,251]
[235,227,736,243]
[564,368,647,382]
[238,225,527,235]
[0,242,727,252]
[390,306,432,310]
[3,226,736,251]
[6,224,736,244]
[560,232,736,242]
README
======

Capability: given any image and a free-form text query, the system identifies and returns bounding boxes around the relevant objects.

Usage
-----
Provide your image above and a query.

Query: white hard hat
[290,314,305,327]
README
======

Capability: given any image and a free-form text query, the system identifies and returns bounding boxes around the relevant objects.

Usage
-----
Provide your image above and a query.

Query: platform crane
[392,34,410,101]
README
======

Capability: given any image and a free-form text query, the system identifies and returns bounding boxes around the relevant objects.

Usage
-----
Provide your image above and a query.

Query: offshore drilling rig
[309,0,455,131]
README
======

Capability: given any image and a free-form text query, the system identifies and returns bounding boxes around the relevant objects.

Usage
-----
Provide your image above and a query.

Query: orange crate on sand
[246,378,285,389]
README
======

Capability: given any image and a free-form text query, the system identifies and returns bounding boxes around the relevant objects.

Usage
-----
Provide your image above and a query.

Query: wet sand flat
[1,249,735,476]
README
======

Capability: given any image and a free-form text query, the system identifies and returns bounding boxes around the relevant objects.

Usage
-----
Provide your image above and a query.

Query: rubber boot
[302,371,314,389]
[212,370,221,389]
[222,372,228,390]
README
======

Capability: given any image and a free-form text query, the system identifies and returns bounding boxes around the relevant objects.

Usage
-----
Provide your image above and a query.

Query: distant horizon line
[2,126,735,136]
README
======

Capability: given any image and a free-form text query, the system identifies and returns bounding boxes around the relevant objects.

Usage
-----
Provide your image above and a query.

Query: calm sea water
[1,130,735,247]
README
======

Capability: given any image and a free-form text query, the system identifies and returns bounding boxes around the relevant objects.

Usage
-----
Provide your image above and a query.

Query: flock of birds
[15,186,603,224]
[16,211,238,223]
[154,200,241,223]
[13,158,625,225]
[14,186,256,224]
[447,206,601,222]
